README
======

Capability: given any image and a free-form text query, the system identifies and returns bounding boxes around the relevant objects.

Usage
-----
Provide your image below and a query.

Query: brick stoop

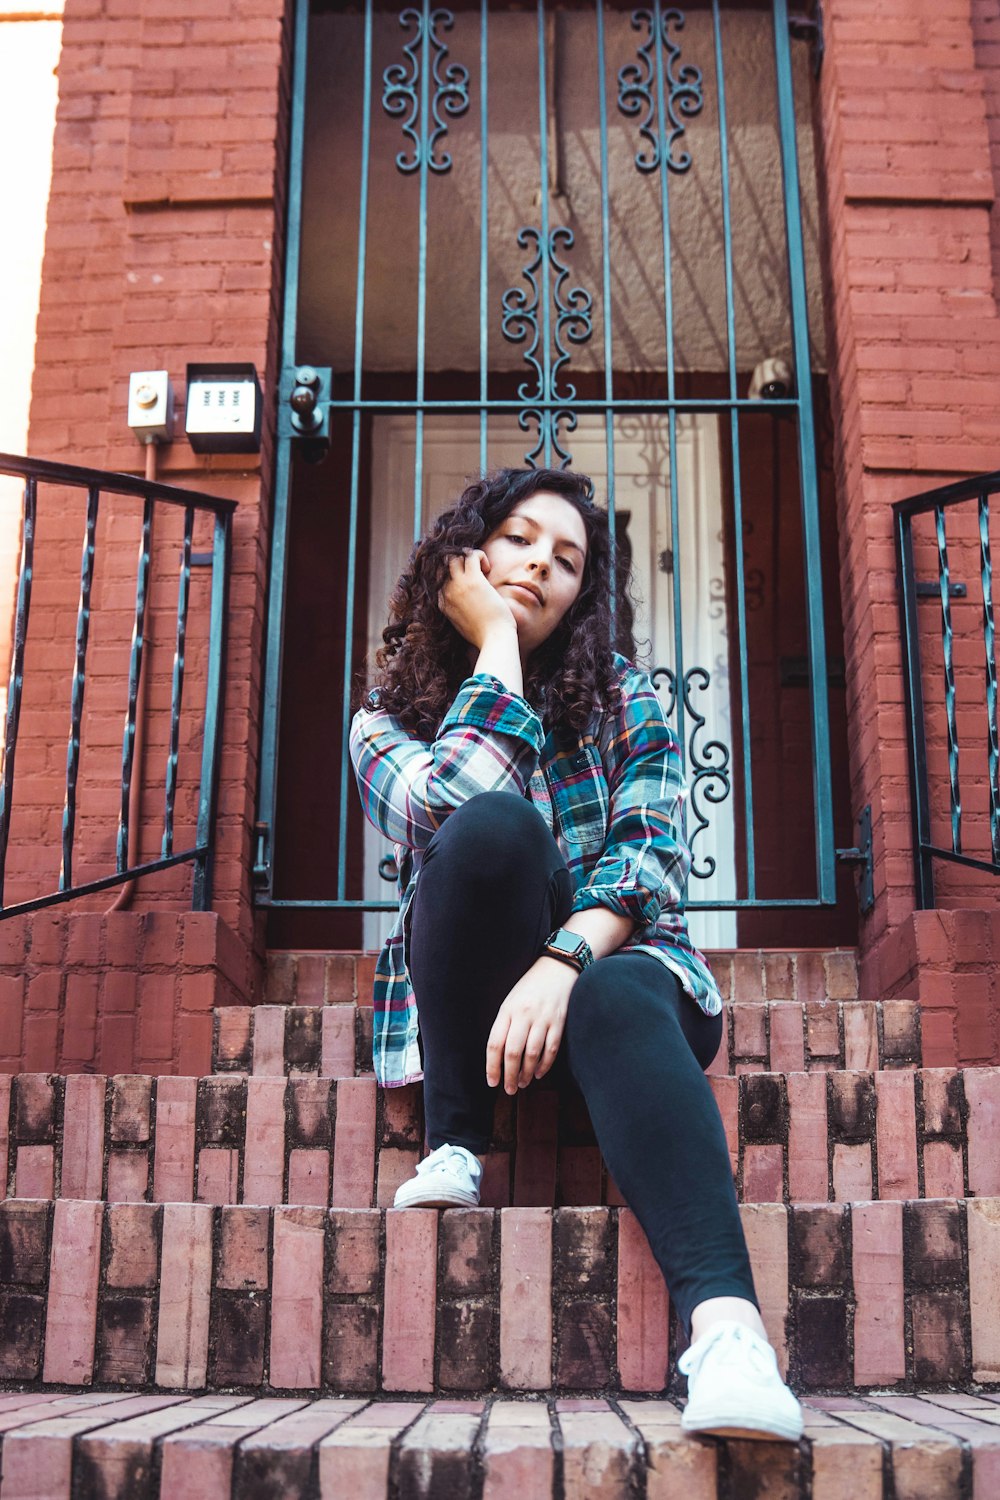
[0,1391,999,1499]
[2,944,999,1498]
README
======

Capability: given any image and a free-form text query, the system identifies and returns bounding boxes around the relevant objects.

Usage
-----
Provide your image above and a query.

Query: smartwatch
[543,928,595,974]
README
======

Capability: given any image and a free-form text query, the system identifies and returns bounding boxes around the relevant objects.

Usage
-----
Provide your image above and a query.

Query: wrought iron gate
[254,0,838,930]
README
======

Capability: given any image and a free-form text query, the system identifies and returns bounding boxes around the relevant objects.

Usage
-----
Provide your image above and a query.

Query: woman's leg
[564,951,758,1335]
[407,790,572,1154]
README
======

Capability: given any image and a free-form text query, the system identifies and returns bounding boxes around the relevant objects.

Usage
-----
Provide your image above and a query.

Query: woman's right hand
[438,549,518,649]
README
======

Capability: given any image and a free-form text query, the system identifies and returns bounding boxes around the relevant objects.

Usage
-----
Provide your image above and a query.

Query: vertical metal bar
[650,0,684,763]
[935,504,961,853]
[595,0,617,632]
[536,0,553,468]
[117,496,153,875]
[713,0,755,895]
[979,492,1000,864]
[281,0,309,373]
[896,507,935,908]
[479,0,489,473]
[0,476,37,906]
[651,0,676,406]
[666,407,685,777]
[337,0,374,900]
[193,511,231,911]
[60,484,99,891]
[255,0,311,899]
[413,0,431,541]
[711,0,737,399]
[773,0,835,901]
[163,506,194,859]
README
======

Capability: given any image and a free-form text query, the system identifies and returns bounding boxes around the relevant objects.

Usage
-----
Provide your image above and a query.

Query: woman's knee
[425,792,553,878]
[565,955,685,1062]
[564,960,624,1051]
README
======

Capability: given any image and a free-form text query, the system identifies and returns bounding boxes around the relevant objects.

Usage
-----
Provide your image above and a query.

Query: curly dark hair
[360,467,630,739]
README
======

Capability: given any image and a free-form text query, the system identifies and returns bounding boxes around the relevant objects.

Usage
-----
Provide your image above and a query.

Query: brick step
[2,1198,999,1397]
[6,1067,998,1212]
[265,947,862,1013]
[0,1391,997,1500]
[214,995,921,1079]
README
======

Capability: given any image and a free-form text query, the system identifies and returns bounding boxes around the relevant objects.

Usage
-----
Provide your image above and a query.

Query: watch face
[550,931,584,957]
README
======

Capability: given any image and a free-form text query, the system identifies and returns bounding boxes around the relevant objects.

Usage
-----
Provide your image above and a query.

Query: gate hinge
[836,803,873,915]
[279,365,332,461]
[253,822,272,900]
[789,4,824,78]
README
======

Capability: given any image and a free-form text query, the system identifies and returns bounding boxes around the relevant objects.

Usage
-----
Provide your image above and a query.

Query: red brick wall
[816,0,1000,1058]
[2,0,292,1073]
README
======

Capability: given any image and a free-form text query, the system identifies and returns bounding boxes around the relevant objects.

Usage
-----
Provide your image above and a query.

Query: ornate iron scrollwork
[550,228,593,402]
[382,7,469,174]
[501,228,544,404]
[651,664,732,879]
[516,409,579,471]
[617,7,704,174]
[501,226,593,468]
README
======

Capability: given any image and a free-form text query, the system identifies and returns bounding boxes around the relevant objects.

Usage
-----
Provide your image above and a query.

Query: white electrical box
[184,362,262,453]
[127,370,174,442]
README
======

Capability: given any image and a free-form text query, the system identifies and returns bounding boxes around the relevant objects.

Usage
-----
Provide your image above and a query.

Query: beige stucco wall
[0,4,64,720]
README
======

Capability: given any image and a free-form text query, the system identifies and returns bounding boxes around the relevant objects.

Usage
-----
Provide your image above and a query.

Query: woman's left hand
[486,957,578,1095]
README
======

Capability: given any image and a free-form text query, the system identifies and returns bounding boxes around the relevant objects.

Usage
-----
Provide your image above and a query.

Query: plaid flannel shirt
[349,653,723,1086]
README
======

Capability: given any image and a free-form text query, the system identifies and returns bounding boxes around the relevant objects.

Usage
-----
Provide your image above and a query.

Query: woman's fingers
[502,1015,532,1096]
[485,1008,510,1088]
[534,1023,564,1081]
[517,1023,548,1089]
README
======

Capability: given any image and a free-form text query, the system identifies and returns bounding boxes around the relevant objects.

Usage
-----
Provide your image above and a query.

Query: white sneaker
[678,1321,803,1442]
[393,1143,483,1209]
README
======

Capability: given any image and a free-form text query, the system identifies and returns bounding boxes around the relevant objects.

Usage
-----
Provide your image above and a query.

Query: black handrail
[894,469,1000,908]
[0,453,235,918]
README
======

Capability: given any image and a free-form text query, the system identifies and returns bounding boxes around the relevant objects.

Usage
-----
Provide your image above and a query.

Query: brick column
[816,0,1000,1061]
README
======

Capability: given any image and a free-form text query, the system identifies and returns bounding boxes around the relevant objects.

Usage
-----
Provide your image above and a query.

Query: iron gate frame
[254,0,837,916]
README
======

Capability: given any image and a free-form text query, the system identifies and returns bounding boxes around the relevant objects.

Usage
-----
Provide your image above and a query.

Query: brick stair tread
[213,994,920,1078]
[6,1065,999,1210]
[0,1391,996,1499]
[262,948,863,1012]
[265,948,863,996]
[3,1197,1000,1396]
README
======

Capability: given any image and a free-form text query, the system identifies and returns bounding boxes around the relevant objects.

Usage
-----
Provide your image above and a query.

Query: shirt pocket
[549,742,610,852]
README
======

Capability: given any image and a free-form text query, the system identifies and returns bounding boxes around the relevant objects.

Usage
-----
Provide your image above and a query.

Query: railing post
[193,509,232,912]
[895,506,935,909]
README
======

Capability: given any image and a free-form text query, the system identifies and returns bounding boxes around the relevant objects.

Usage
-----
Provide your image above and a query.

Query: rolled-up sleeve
[349,674,544,850]
[570,668,691,927]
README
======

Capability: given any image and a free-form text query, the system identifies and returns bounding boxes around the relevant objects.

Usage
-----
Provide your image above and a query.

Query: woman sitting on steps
[349,464,802,1443]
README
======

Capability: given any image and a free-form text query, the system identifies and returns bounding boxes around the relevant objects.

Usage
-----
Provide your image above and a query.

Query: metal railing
[0,454,235,918]
[895,470,1000,909]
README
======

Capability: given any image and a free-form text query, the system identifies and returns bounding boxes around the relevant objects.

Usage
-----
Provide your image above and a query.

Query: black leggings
[407,790,759,1332]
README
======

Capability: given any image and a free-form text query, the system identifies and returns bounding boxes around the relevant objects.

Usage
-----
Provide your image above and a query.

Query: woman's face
[480,490,589,657]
